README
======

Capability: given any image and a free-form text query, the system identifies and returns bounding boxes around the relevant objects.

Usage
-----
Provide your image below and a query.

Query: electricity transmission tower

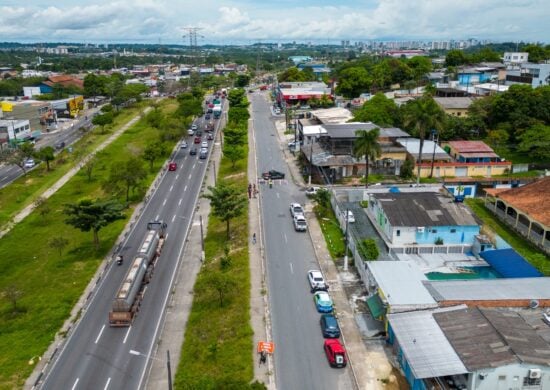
[255,40,263,73]
[182,27,203,65]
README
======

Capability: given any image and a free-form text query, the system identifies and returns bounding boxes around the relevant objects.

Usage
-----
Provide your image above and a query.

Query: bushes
[359,238,379,260]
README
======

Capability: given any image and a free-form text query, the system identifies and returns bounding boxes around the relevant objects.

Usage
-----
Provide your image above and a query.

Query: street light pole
[308,142,313,186]
[343,207,349,272]
[199,215,205,262]
[429,129,438,179]
[166,350,173,390]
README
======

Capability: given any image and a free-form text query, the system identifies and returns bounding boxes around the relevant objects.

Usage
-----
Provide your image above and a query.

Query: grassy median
[0,100,177,389]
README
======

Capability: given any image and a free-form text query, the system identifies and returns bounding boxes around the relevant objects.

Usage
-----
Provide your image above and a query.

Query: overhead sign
[257,341,275,354]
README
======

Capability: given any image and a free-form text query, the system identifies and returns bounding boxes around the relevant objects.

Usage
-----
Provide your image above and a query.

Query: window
[498,375,506,381]
[431,229,437,233]
[450,229,456,233]
[396,230,401,237]
[523,377,541,386]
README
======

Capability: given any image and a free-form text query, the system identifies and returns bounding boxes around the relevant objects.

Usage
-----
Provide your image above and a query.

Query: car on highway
[290,203,304,218]
[205,114,211,120]
[320,314,341,338]
[262,170,285,180]
[194,136,201,144]
[180,141,188,149]
[196,130,203,137]
[307,270,328,292]
[324,339,347,368]
[207,133,214,140]
[188,128,195,136]
[191,124,198,130]
[24,159,36,168]
[305,187,321,197]
[54,141,66,150]
[199,149,208,159]
[343,210,355,223]
[168,162,177,171]
[293,215,307,232]
[201,141,208,148]
[313,291,333,313]
[207,108,213,113]
[190,147,197,156]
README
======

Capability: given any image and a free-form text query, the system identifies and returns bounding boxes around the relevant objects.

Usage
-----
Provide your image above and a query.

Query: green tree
[64,199,125,248]
[523,44,550,63]
[203,181,247,239]
[353,93,399,126]
[142,142,166,171]
[336,67,371,98]
[402,96,446,182]
[407,56,432,81]
[518,124,550,161]
[227,88,248,107]
[83,73,104,99]
[107,157,147,202]
[353,128,382,188]
[146,109,163,129]
[49,236,69,256]
[223,144,245,168]
[92,112,114,133]
[202,272,237,308]
[1,284,23,314]
[399,158,414,179]
[223,126,247,147]
[36,146,55,171]
[117,83,149,104]
[84,155,99,181]
[359,238,379,260]
[486,129,509,149]
[445,49,468,66]
[235,74,250,87]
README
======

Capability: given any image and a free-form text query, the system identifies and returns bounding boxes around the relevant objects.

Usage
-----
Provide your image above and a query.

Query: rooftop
[371,192,478,227]
[388,306,469,379]
[322,122,409,139]
[433,97,475,110]
[367,261,437,307]
[311,107,353,124]
[446,140,495,154]
[397,138,452,161]
[434,307,550,370]
[491,177,550,227]
[424,277,550,302]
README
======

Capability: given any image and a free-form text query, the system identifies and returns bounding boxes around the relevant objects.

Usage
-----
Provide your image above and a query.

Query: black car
[262,170,285,180]
[54,141,66,150]
[320,314,341,338]
[190,147,197,155]
[196,130,203,137]
[205,114,211,120]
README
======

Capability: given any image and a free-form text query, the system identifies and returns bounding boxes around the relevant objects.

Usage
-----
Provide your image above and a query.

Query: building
[506,63,550,88]
[433,97,475,117]
[484,177,550,253]
[503,52,529,68]
[457,67,497,86]
[0,100,54,132]
[444,141,501,163]
[397,138,452,163]
[297,62,331,79]
[40,75,84,94]
[0,119,32,148]
[472,82,510,96]
[367,191,480,253]
[288,56,312,65]
[276,81,332,107]
[384,50,427,59]
[435,87,469,98]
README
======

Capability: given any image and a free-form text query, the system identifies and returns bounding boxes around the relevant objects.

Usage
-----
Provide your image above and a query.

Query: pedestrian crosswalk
[257,179,288,185]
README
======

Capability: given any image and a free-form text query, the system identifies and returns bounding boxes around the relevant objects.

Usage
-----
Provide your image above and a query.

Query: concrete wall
[469,364,549,390]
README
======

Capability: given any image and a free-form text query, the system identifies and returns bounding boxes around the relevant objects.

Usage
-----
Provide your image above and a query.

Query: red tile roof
[43,75,84,89]
[447,141,495,153]
[493,177,550,227]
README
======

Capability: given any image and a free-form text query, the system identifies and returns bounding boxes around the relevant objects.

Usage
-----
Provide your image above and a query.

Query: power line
[182,27,204,66]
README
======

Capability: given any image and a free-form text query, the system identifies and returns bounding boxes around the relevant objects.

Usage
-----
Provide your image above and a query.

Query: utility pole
[256,40,263,74]
[200,215,205,262]
[166,350,173,390]
[344,207,349,271]
[308,142,313,186]
[429,129,438,178]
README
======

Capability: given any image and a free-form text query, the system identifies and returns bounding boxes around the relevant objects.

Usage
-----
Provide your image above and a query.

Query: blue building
[457,66,497,86]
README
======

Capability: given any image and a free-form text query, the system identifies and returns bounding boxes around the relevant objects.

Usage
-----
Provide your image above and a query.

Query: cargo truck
[109,221,167,327]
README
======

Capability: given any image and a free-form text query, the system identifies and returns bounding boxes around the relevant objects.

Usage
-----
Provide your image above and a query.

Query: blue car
[314,291,333,313]
[320,314,341,338]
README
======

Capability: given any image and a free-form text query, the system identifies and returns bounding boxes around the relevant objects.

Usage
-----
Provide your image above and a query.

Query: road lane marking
[171,215,176,223]
[103,377,111,390]
[95,325,105,344]
[290,262,294,274]
[123,326,132,344]
[162,198,167,206]
[276,192,280,199]
[284,233,287,243]
[169,185,174,192]
[192,163,196,169]
[71,378,79,390]
[155,214,160,220]
[184,185,188,192]
[188,174,192,180]
[178,198,183,206]
[175,174,179,180]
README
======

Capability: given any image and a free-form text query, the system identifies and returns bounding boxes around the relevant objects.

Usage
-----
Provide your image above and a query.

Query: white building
[506,63,550,88]
[503,52,529,68]
[0,119,32,147]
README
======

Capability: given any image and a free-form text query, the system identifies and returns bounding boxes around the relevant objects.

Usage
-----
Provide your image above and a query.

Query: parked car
[307,270,327,292]
[324,339,347,368]
[313,291,333,313]
[207,108,213,113]
[343,210,355,223]
[305,187,321,197]
[201,141,208,148]
[293,215,307,232]
[274,108,281,114]
[190,147,197,155]
[168,162,177,171]
[320,314,341,338]
[262,170,285,180]
[180,141,188,149]
[194,136,201,144]
[290,203,304,218]
[24,159,36,168]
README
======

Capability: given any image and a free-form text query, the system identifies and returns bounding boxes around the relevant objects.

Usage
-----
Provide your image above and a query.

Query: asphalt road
[251,92,353,389]
[0,113,97,189]
[40,103,221,390]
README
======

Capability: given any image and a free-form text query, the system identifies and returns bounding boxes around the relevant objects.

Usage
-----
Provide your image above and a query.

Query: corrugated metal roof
[388,306,469,379]
[424,278,550,301]
[447,140,495,153]
[480,249,543,278]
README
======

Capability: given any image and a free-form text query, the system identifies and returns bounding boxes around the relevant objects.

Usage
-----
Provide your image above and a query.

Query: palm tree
[353,128,381,188]
[402,96,446,184]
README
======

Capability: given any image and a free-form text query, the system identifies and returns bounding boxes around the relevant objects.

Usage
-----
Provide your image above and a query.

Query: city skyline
[0,0,548,44]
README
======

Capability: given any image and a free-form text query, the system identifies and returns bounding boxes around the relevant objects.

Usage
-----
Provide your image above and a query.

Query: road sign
[257,341,275,354]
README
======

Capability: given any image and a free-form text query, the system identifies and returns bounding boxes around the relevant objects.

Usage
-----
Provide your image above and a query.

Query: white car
[191,124,198,130]
[290,203,304,218]
[308,270,328,292]
[293,215,307,232]
[343,210,355,223]
[24,159,36,168]
[180,141,188,149]
[305,187,321,197]
[187,129,194,136]
[274,108,281,114]
[201,141,208,148]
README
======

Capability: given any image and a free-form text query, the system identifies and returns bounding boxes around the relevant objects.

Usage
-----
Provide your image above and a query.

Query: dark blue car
[320,314,341,338]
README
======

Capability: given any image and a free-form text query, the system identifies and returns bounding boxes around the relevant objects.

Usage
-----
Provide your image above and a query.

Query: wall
[415,225,480,245]
[417,162,512,178]
[444,107,469,117]
[469,364,549,390]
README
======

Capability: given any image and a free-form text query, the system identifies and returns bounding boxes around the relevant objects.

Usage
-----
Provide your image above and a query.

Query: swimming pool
[426,266,502,280]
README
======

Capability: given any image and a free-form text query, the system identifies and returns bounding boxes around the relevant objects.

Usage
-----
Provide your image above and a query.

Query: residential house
[444,141,501,163]
[506,63,550,88]
[503,52,529,68]
[457,66,497,86]
[433,97,475,117]
[40,75,84,94]
[435,87,469,98]
[367,191,480,253]
[484,177,550,253]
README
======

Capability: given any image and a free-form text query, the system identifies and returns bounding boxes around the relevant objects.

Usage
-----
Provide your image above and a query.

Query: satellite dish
[529,299,540,309]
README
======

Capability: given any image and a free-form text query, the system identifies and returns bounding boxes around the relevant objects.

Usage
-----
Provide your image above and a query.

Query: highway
[251,92,353,389]
[39,104,221,390]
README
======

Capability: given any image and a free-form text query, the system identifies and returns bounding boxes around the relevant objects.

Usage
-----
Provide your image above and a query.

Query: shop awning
[366,293,385,319]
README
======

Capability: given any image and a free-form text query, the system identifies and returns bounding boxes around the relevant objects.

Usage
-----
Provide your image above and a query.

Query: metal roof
[388,306,469,378]
[424,278,550,301]
[371,192,478,227]
[480,249,543,278]
[397,138,452,161]
[433,97,475,110]
[367,261,437,306]
[322,122,409,139]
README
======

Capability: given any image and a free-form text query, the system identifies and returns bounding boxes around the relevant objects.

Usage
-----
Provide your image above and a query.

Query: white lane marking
[276,192,280,199]
[184,185,188,192]
[175,174,179,180]
[94,324,105,344]
[171,215,176,223]
[165,233,169,240]
[71,378,79,390]
[103,377,111,390]
[169,185,174,192]
[188,174,192,180]
[123,326,132,344]
[290,262,294,274]
[162,198,167,206]
[155,214,160,220]
[178,198,183,206]
[192,163,196,169]
[284,233,287,243]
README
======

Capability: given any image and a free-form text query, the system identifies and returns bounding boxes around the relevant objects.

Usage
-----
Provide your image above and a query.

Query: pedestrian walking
[252,233,256,244]
[269,178,273,189]
[259,350,267,366]
[248,183,252,199]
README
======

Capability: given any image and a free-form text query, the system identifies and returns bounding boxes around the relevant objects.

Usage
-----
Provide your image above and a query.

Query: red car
[194,136,201,144]
[168,162,177,171]
[324,339,347,368]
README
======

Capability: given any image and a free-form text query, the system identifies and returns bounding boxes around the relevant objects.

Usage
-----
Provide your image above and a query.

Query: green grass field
[0,101,177,389]
[316,206,346,259]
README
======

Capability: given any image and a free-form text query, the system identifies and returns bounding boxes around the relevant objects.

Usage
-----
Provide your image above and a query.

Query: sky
[0,0,548,44]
